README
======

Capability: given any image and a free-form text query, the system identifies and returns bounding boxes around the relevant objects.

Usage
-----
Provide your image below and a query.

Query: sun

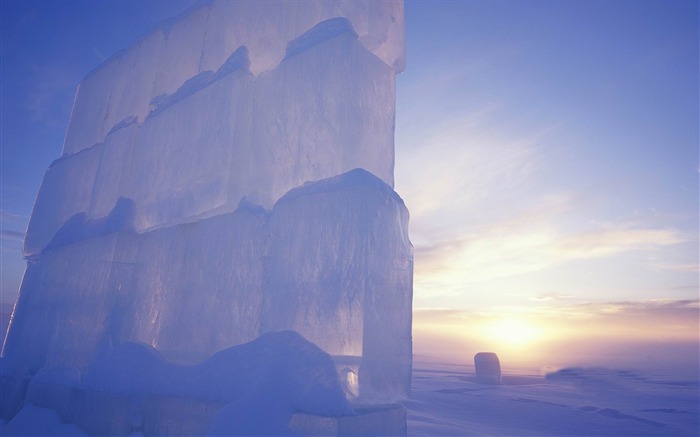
[483,318,540,348]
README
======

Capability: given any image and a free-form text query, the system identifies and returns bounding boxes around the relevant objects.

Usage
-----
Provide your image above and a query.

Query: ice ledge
[32,169,402,255]
[43,198,136,254]
[276,168,405,207]
[284,17,358,61]
[148,46,251,119]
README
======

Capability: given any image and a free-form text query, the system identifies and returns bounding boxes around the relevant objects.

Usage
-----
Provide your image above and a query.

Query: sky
[1,0,698,370]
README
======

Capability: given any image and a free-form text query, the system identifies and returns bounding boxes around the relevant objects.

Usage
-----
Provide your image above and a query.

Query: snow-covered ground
[2,356,697,436]
[408,357,699,436]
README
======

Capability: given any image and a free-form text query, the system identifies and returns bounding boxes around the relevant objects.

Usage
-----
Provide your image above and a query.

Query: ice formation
[474,352,502,384]
[22,0,404,257]
[2,0,412,427]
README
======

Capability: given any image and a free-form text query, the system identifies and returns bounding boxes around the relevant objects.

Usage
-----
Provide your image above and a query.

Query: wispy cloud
[396,111,693,299]
[413,218,690,298]
[648,263,699,273]
[396,107,552,241]
[0,210,28,248]
[552,227,688,259]
[528,293,574,302]
[414,298,700,341]
[0,211,29,225]
[0,230,25,243]
[416,299,698,320]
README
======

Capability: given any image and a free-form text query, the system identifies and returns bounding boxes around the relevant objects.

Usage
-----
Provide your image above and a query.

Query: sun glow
[483,318,540,348]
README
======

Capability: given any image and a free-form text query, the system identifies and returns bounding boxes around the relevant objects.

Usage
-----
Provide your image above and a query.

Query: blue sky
[397,0,698,307]
[1,1,698,366]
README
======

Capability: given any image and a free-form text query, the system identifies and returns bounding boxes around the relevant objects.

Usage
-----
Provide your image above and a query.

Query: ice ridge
[148,46,251,119]
[215,46,251,79]
[106,116,138,136]
[284,17,358,61]
[148,71,216,118]
[44,198,136,252]
[236,196,269,217]
[276,168,404,206]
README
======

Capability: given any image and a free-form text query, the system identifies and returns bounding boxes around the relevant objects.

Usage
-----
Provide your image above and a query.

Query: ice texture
[6,204,268,371]
[61,0,404,156]
[6,170,412,398]
[24,15,397,256]
[264,169,413,400]
[4,0,411,422]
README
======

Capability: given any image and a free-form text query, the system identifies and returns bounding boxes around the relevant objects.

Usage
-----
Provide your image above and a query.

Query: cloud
[0,211,29,225]
[413,298,700,344]
[395,94,696,306]
[412,299,699,370]
[528,293,574,302]
[0,230,25,243]
[0,211,27,254]
[649,263,700,273]
[565,299,700,318]
[395,106,554,242]
[552,227,688,259]
[412,217,691,299]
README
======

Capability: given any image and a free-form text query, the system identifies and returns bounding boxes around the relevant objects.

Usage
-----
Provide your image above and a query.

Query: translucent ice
[263,169,413,399]
[61,0,404,156]
[24,16,397,256]
[4,0,412,423]
[6,171,412,399]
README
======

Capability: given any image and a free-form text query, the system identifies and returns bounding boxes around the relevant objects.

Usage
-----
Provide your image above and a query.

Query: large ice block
[124,204,269,362]
[263,169,413,399]
[61,0,404,156]
[251,19,396,206]
[4,0,412,425]
[24,17,398,256]
[6,170,412,399]
[6,203,268,371]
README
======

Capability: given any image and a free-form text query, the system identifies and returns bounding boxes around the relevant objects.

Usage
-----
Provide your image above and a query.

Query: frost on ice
[1,0,411,432]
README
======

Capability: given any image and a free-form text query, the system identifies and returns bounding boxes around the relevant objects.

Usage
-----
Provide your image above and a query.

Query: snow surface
[2,357,697,436]
[406,359,699,436]
[81,331,351,413]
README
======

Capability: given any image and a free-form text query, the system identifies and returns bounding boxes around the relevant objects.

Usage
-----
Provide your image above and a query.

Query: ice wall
[5,203,268,371]
[5,170,412,398]
[264,170,413,399]
[4,0,411,414]
[62,0,404,157]
[24,14,398,257]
